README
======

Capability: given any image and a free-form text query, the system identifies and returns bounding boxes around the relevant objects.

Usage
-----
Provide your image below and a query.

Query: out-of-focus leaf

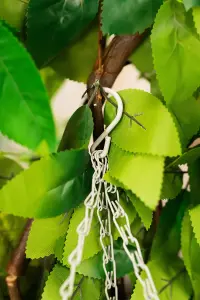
[0,0,27,30]
[0,157,22,188]
[40,67,64,99]
[183,0,200,10]
[27,0,98,67]
[161,173,182,200]
[0,21,56,151]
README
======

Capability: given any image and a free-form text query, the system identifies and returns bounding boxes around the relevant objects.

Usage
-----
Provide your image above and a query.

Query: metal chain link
[60,150,159,300]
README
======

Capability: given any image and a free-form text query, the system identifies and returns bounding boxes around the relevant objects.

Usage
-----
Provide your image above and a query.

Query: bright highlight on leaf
[0,21,56,151]
[0,150,91,218]
[101,0,163,34]
[27,0,98,67]
[151,1,200,105]
[105,89,181,156]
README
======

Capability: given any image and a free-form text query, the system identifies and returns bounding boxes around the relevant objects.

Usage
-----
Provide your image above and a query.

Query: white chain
[60,150,159,300]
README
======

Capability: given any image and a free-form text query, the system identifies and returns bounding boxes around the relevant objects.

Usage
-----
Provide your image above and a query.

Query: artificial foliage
[1,0,200,299]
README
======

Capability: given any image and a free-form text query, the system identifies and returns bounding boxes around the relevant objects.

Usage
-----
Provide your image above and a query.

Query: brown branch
[87,32,147,142]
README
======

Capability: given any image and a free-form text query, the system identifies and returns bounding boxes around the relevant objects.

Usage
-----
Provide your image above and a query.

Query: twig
[71,277,84,299]
[158,268,185,295]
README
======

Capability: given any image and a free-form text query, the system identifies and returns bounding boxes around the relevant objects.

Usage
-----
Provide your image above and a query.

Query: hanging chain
[60,149,159,300]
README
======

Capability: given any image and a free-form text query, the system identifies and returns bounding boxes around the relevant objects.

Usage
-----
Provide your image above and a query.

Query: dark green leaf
[27,0,98,67]
[168,146,200,168]
[151,191,189,259]
[161,173,182,200]
[183,0,200,10]
[0,21,56,151]
[0,150,91,218]
[58,105,93,151]
[0,157,22,188]
[51,25,98,83]
[101,0,163,34]
[77,238,135,279]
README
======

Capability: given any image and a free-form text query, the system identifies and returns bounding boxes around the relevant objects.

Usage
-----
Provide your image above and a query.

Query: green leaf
[168,146,200,168]
[190,204,200,247]
[0,0,27,30]
[131,258,192,300]
[181,212,200,298]
[129,38,154,74]
[151,192,189,260]
[26,213,72,259]
[0,21,56,151]
[151,1,200,104]
[104,172,152,230]
[41,263,101,300]
[77,238,136,279]
[51,25,98,83]
[0,150,91,218]
[40,67,64,99]
[184,0,200,10]
[105,89,181,156]
[107,144,165,210]
[27,0,98,67]
[63,196,136,265]
[193,7,200,35]
[58,105,93,151]
[101,0,163,34]
[161,173,182,200]
[0,157,22,189]
[188,158,200,205]
[170,97,200,146]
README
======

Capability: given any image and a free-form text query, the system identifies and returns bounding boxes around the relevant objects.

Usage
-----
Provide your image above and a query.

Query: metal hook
[90,87,123,158]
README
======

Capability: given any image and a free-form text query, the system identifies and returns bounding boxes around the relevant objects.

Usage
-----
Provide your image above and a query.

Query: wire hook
[90,87,123,158]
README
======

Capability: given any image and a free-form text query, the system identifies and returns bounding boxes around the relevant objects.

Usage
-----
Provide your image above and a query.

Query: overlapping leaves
[27,0,98,67]
[101,0,163,34]
[0,21,56,151]
[0,150,91,218]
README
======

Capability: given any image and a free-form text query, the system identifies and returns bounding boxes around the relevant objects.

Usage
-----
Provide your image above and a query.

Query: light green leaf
[40,67,64,99]
[0,21,56,151]
[58,105,93,151]
[0,150,91,218]
[131,258,192,300]
[107,144,164,210]
[161,173,182,200]
[0,157,22,188]
[151,192,189,260]
[51,25,98,83]
[181,211,200,298]
[129,38,154,74]
[105,89,181,156]
[101,0,163,34]
[193,7,200,35]
[104,172,152,230]
[63,195,136,265]
[26,213,72,259]
[170,97,200,146]
[151,1,200,104]
[27,0,98,67]
[184,0,200,10]
[190,204,200,247]
[77,238,136,279]
[42,263,101,300]
[0,0,27,30]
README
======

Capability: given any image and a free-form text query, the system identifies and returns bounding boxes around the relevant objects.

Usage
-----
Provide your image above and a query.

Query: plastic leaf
[151,1,200,105]
[26,213,72,259]
[129,38,154,74]
[58,105,93,151]
[101,0,163,34]
[105,89,181,157]
[63,196,136,265]
[51,25,98,83]
[77,238,136,279]
[27,0,98,67]
[104,172,152,230]
[181,212,200,298]
[0,21,56,151]
[183,0,200,10]
[151,192,189,260]
[131,258,192,300]
[41,263,101,300]
[161,173,182,200]
[0,150,91,218]
[193,7,200,35]
[107,144,165,210]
